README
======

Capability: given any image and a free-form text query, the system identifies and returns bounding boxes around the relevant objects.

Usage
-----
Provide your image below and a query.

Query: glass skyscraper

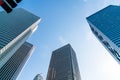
[87,5,120,63]
[0,8,41,79]
[0,42,34,80]
[46,44,81,80]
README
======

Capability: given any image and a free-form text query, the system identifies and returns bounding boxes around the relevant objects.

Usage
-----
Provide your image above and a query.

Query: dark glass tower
[0,42,34,80]
[86,5,120,63]
[46,44,81,80]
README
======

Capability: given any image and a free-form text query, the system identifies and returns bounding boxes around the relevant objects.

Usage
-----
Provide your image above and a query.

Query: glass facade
[87,5,120,63]
[0,42,34,80]
[0,8,40,69]
[46,44,81,80]
[0,8,41,79]
[0,8,40,51]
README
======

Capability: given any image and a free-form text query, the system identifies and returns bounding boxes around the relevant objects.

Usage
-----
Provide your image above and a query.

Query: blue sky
[1,0,120,80]
[18,0,120,80]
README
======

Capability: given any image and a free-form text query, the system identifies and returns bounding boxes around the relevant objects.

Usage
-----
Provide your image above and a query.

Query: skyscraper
[0,8,40,69]
[0,42,34,80]
[86,5,120,63]
[33,74,43,80]
[0,8,41,79]
[46,44,81,80]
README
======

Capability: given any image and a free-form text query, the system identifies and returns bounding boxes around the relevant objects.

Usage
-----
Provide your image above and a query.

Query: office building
[86,5,120,63]
[46,44,81,80]
[33,74,43,80]
[0,8,41,79]
[0,8,40,69]
[0,42,34,80]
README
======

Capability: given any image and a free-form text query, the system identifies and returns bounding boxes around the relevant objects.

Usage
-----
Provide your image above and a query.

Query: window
[108,48,120,60]
[103,41,110,47]
[90,27,94,32]
[98,35,103,41]
[113,50,120,57]
[94,31,98,36]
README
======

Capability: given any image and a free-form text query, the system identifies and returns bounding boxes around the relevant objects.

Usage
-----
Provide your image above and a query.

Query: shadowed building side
[0,42,34,80]
[46,44,81,80]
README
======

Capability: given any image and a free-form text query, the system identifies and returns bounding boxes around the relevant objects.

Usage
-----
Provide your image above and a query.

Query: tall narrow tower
[46,44,81,80]
[86,5,120,63]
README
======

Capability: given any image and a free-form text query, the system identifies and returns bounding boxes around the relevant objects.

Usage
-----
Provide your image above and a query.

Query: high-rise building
[86,5,120,63]
[46,44,81,80]
[0,42,34,80]
[33,74,43,80]
[0,8,40,69]
[0,8,41,79]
